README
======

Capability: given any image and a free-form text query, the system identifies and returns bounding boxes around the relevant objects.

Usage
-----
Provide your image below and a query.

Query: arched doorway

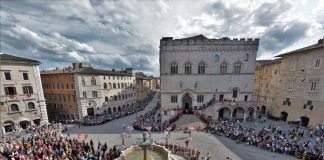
[19,120,30,129]
[182,93,192,114]
[233,107,245,120]
[87,107,95,116]
[118,106,121,112]
[108,108,112,114]
[113,107,116,113]
[300,116,310,127]
[261,106,266,114]
[280,112,288,122]
[218,107,231,120]
[247,107,255,120]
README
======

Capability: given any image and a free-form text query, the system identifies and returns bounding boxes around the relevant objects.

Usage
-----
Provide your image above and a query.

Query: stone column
[229,110,233,120]
[243,112,247,122]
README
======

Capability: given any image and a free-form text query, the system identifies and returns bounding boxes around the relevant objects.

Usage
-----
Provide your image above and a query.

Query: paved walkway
[66,93,159,134]
[174,114,205,131]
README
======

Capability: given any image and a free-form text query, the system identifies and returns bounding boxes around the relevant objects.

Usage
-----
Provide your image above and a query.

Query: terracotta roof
[275,38,324,57]
[0,54,40,65]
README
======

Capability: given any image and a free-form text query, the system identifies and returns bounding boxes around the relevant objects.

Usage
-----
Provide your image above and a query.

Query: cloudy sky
[1,0,323,76]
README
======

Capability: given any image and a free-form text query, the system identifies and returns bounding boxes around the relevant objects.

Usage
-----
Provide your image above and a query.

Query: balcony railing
[214,101,257,107]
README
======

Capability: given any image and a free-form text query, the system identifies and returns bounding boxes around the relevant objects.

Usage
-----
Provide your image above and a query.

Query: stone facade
[42,63,137,120]
[75,68,137,118]
[160,35,260,121]
[41,67,78,122]
[135,72,156,103]
[253,38,324,127]
[0,54,48,134]
[252,59,281,115]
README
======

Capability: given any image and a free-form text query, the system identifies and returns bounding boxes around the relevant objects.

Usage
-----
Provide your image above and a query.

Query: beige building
[135,72,154,103]
[41,63,137,120]
[253,38,324,127]
[0,54,48,134]
[152,77,160,90]
[252,59,281,115]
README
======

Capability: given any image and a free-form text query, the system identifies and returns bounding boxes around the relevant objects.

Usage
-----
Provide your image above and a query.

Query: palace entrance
[87,107,95,116]
[280,112,288,122]
[182,93,192,114]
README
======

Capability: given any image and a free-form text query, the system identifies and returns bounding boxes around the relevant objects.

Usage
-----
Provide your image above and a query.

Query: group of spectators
[0,124,121,160]
[156,142,201,160]
[132,102,179,132]
[81,106,143,126]
[81,92,157,126]
[197,113,324,160]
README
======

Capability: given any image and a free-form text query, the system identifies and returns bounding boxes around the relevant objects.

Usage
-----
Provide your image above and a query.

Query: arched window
[244,54,249,61]
[122,95,125,99]
[10,104,19,112]
[105,96,108,102]
[118,95,121,100]
[118,83,120,88]
[103,83,107,89]
[184,62,192,74]
[113,83,116,89]
[233,62,242,74]
[220,62,227,75]
[114,95,117,101]
[214,54,220,62]
[121,83,124,88]
[81,77,85,86]
[27,102,35,110]
[91,77,96,86]
[108,83,112,89]
[232,89,238,98]
[170,62,178,74]
[198,62,206,74]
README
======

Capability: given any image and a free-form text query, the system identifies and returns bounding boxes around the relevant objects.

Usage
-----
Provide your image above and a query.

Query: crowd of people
[81,106,144,126]
[197,113,324,160]
[132,102,179,132]
[155,142,201,160]
[81,92,156,126]
[0,124,121,159]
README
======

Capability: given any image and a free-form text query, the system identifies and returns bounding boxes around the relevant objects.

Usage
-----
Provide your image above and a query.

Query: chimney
[72,63,77,69]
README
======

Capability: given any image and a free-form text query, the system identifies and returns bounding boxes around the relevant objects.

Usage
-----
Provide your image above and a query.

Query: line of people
[132,103,179,132]
[81,92,156,126]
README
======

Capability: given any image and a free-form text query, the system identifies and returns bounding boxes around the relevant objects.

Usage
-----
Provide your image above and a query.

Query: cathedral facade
[160,35,259,120]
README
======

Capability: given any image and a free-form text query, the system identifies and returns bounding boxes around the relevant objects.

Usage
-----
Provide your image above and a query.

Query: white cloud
[0,0,323,75]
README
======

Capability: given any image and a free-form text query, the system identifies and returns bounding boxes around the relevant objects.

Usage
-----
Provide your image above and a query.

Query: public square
[1,0,324,159]
[63,94,305,160]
